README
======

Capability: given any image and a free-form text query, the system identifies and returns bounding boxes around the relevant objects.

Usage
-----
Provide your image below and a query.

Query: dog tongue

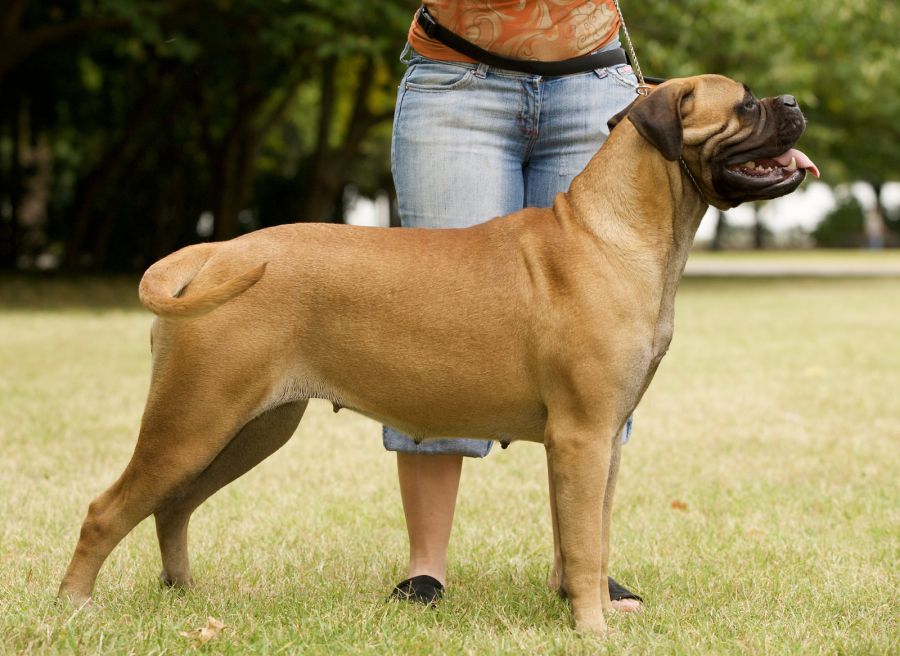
[774,148,820,178]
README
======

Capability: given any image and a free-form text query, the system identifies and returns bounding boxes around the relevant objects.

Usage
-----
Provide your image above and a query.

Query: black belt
[416,6,628,77]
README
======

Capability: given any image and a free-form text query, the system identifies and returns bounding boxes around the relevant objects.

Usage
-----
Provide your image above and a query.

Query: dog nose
[778,95,798,108]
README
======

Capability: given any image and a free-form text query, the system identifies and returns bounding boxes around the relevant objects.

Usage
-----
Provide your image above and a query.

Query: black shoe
[608,576,643,604]
[390,575,444,606]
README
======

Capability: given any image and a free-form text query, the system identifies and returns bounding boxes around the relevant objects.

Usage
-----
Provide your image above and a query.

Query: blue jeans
[383,46,638,457]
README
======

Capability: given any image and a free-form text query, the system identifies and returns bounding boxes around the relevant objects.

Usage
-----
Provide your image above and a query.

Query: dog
[58,74,818,634]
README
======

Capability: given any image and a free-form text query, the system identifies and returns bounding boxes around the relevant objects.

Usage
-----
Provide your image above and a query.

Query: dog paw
[56,588,93,610]
[574,618,609,636]
[572,600,610,636]
[159,570,193,589]
[573,609,609,636]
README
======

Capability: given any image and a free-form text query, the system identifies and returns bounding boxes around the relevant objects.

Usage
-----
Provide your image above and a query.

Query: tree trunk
[753,202,765,249]
[711,209,727,251]
[208,72,303,240]
[0,97,22,269]
[299,57,393,222]
[299,58,340,222]
[211,128,260,241]
[300,160,343,221]
[865,180,886,249]
[64,83,160,268]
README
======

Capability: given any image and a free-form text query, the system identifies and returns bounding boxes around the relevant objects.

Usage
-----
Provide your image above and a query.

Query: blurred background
[1,0,897,273]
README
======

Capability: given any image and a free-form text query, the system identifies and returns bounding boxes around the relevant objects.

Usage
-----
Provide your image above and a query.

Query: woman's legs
[388,56,531,590]
[396,453,462,585]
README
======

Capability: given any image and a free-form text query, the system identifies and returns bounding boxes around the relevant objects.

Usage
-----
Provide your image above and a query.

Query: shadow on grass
[0,274,142,311]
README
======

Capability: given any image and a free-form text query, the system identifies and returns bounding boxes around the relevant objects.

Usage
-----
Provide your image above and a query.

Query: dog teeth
[786,156,797,171]
[746,161,756,169]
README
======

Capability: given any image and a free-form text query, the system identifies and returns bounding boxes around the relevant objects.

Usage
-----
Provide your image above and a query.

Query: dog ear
[607,97,641,132]
[625,81,695,161]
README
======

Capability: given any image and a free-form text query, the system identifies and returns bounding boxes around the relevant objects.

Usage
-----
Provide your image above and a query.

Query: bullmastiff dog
[59,74,818,634]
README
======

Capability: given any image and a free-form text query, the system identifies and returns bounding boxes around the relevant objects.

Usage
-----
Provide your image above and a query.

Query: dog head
[608,74,819,209]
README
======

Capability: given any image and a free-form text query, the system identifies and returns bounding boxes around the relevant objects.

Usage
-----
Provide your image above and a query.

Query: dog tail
[139,243,267,319]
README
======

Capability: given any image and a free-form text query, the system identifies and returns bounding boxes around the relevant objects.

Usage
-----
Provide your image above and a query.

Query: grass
[0,271,898,654]
[685,249,900,276]
[687,249,900,263]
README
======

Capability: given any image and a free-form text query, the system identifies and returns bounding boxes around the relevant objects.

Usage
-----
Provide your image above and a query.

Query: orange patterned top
[409,1,621,63]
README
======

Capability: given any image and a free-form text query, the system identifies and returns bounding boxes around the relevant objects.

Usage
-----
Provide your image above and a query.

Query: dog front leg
[548,415,625,603]
[600,419,624,603]
[545,416,615,635]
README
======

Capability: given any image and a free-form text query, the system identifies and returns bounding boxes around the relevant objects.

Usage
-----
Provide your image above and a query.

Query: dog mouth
[724,148,820,188]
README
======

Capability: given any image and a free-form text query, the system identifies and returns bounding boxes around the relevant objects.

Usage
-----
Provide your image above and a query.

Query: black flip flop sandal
[390,575,444,606]
[608,576,643,603]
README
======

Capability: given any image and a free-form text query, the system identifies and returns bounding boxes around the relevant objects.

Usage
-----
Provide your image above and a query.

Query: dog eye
[743,99,758,111]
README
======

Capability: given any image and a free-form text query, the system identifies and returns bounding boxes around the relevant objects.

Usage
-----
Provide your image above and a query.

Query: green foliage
[0,0,416,269]
[628,0,900,184]
[812,193,866,247]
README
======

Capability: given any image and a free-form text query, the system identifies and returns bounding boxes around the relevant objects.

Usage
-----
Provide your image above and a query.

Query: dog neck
[563,122,709,281]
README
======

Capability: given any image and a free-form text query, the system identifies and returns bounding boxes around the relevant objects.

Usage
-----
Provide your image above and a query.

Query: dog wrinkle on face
[681,84,750,182]
[682,79,748,146]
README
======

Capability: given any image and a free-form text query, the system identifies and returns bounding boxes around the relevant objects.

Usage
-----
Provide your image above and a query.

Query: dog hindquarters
[155,400,308,587]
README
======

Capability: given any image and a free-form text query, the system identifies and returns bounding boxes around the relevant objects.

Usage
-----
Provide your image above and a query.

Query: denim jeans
[383,45,638,457]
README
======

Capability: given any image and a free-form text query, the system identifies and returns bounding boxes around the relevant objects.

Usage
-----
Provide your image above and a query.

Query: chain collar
[613,1,708,204]
[680,159,709,206]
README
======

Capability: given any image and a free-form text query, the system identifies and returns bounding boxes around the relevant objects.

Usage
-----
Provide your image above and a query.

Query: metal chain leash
[613,1,707,202]
[612,0,651,95]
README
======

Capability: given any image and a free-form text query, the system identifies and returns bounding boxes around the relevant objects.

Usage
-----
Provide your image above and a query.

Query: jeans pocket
[609,64,638,90]
[404,60,476,92]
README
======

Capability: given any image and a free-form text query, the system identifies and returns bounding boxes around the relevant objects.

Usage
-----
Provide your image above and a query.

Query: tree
[627,0,899,248]
[1,0,414,270]
[2,0,897,270]
[813,192,866,248]
[0,0,134,82]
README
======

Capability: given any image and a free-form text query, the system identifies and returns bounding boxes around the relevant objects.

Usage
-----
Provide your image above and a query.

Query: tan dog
[59,75,817,634]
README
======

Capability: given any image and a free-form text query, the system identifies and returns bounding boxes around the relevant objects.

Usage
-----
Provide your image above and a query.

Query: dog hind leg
[154,400,308,587]
[57,391,259,606]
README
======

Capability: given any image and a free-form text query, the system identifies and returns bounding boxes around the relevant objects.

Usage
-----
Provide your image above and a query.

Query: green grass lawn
[1,274,897,654]
[687,249,900,264]
[685,249,900,276]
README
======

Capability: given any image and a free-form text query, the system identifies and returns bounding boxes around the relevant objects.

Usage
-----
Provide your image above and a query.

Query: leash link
[613,0,649,94]
[614,2,704,203]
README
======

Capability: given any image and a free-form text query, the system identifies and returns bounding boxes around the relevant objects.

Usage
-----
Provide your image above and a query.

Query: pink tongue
[774,148,820,178]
